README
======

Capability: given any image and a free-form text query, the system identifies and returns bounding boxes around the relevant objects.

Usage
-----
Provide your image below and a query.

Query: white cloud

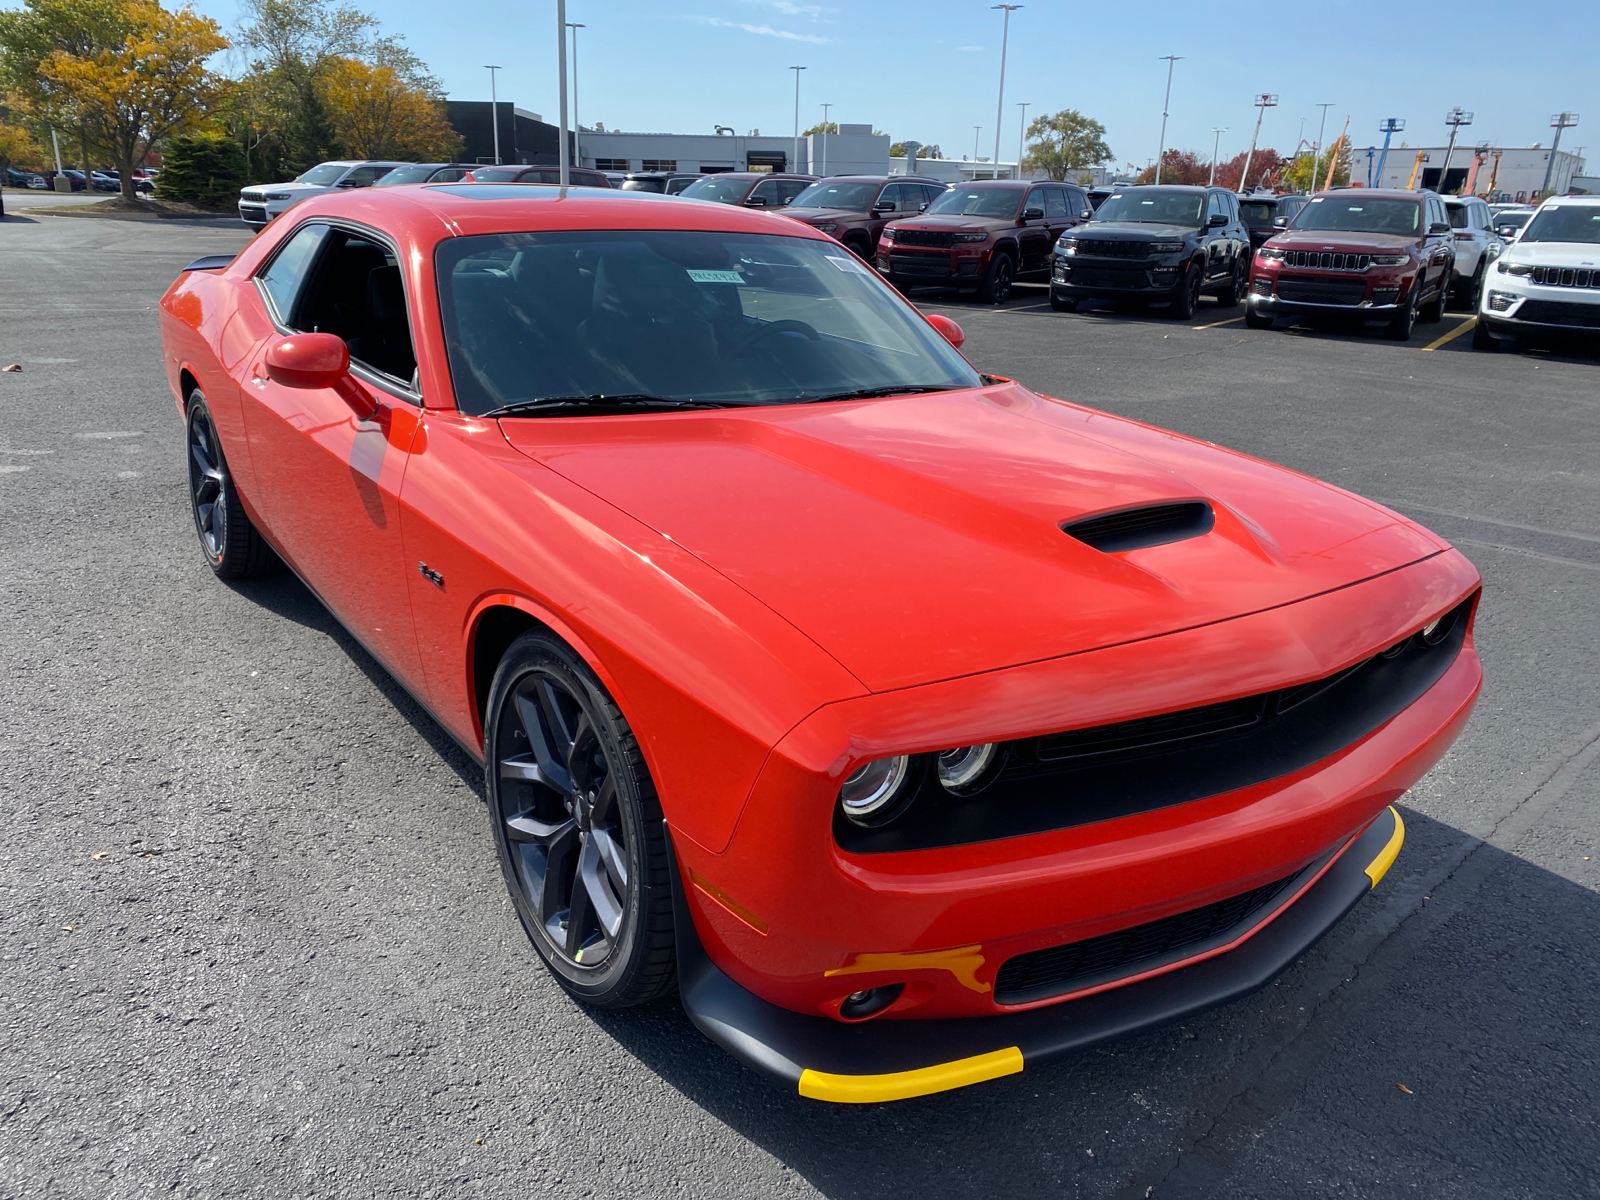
[958,44,983,52]
[741,0,828,16]
[703,15,828,43]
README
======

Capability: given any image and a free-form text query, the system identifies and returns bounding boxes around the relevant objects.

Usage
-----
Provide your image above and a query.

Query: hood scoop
[1063,501,1215,554]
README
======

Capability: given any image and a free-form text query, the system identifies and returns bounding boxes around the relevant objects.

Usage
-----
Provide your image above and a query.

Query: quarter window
[257,223,331,325]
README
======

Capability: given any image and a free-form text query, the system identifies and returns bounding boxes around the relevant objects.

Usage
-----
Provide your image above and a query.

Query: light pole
[1364,146,1375,187]
[1154,55,1181,183]
[1016,102,1029,178]
[789,65,805,174]
[484,65,502,165]
[555,0,569,184]
[1440,107,1473,193]
[566,23,584,169]
[1239,93,1277,193]
[974,126,982,165]
[1310,102,1334,193]
[819,102,831,175]
[1208,126,1227,186]
[991,5,1022,171]
[1375,117,1405,186]
[1540,112,1577,196]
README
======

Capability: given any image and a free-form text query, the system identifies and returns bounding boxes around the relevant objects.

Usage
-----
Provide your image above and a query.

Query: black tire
[1464,262,1486,310]
[1421,263,1449,323]
[1049,291,1078,312]
[1216,258,1245,308]
[1385,277,1421,340]
[1245,307,1274,329]
[844,236,872,262]
[1171,260,1203,319]
[1471,318,1502,351]
[486,631,676,1008]
[185,393,279,579]
[977,251,1014,304]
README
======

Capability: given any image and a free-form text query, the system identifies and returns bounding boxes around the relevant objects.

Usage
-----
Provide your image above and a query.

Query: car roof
[701,172,815,181]
[1544,194,1600,205]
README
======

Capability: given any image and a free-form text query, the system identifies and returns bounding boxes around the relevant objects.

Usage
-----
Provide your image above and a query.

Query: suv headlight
[1058,237,1079,254]
[953,232,988,243]
[813,222,837,232]
[265,193,291,201]
[1257,246,1286,261]
[1370,254,1409,266]
[1149,241,1185,254]
[838,756,913,825]
[1497,260,1533,276]
[879,227,895,241]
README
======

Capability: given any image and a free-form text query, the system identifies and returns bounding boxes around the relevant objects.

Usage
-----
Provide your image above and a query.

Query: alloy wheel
[496,668,633,969]
[187,408,227,562]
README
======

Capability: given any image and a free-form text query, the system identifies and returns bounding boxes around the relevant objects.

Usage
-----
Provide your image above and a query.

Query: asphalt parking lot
[1,213,1596,1200]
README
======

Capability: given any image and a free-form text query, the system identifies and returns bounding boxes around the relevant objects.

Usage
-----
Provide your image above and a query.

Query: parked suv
[1490,206,1537,242]
[1246,189,1455,340]
[618,172,703,195]
[1475,195,1600,351]
[464,165,612,188]
[678,172,815,208]
[1443,195,1504,307]
[1051,185,1253,318]
[238,161,407,230]
[1237,192,1309,252]
[880,180,1091,302]
[782,176,946,261]
[374,163,477,186]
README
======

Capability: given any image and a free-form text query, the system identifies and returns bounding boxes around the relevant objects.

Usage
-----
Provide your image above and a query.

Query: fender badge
[418,562,444,589]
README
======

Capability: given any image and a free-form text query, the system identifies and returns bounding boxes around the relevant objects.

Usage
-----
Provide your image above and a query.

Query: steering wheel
[731,319,821,357]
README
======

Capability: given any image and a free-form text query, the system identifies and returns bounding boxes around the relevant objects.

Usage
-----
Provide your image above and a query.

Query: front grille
[1070,267,1150,288]
[889,253,954,278]
[1280,250,1372,271]
[240,190,267,202]
[1514,299,1600,328]
[1277,276,1368,306]
[1073,240,1156,259]
[1039,695,1264,764]
[892,230,959,247]
[239,205,267,222]
[1528,266,1600,288]
[1063,500,1215,554]
[994,870,1303,1005]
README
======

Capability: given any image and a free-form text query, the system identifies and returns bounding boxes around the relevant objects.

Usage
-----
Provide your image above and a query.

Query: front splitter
[670,806,1404,1103]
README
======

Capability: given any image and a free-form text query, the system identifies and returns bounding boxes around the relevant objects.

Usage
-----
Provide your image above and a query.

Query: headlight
[814,222,837,232]
[1058,237,1079,254]
[1257,246,1286,261]
[266,193,291,201]
[838,756,912,824]
[936,744,1000,795]
[879,228,895,242]
[1370,254,1409,266]
[953,232,988,243]
[1149,242,1185,254]
[1497,261,1532,276]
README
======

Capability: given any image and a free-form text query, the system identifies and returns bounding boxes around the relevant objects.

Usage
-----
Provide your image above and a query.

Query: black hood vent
[1063,501,1215,553]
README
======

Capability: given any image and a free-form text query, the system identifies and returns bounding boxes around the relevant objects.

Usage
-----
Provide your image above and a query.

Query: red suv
[880,180,1091,303]
[782,176,947,261]
[1247,189,1456,340]
[463,166,613,188]
[677,173,815,208]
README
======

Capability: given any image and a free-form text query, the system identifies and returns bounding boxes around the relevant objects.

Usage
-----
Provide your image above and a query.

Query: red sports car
[159,185,1482,1104]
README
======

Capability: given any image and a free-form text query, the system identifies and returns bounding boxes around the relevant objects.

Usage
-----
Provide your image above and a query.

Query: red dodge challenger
[159,185,1482,1103]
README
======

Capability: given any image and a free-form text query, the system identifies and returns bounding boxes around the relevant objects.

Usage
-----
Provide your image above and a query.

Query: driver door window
[748,177,782,207]
[291,230,418,388]
[339,166,385,188]
[1024,188,1047,219]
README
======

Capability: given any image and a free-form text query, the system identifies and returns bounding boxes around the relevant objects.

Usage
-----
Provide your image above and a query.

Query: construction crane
[1486,149,1503,197]
[1405,149,1428,189]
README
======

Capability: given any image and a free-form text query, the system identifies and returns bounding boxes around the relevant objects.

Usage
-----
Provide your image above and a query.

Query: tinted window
[340,166,389,187]
[789,180,879,211]
[1023,188,1048,216]
[680,176,753,204]
[295,164,347,186]
[749,178,782,205]
[1446,203,1472,230]
[434,230,982,416]
[430,168,468,184]
[1519,204,1600,245]
[1238,201,1276,227]
[925,187,1025,218]
[665,176,699,195]
[776,179,810,205]
[1292,196,1420,235]
[1044,189,1069,218]
[375,165,441,187]
[257,224,331,324]
[293,230,416,384]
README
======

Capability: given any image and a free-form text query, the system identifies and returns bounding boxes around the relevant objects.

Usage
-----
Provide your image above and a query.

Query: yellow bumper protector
[798,1046,1023,1103]
[824,945,990,993]
[1364,806,1406,889]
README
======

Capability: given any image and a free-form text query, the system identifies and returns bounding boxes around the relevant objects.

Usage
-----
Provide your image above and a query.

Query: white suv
[1475,196,1600,349]
[1443,195,1504,308]
[238,160,408,230]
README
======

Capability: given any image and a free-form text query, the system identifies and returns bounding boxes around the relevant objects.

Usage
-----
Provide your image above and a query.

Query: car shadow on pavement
[593,807,1600,1199]
[227,568,484,796]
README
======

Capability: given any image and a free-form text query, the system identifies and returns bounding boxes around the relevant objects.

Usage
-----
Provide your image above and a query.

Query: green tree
[890,141,941,160]
[1021,109,1110,181]
[154,128,245,206]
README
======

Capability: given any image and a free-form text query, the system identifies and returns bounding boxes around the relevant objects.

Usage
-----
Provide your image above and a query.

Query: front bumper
[1050,254,1187,300]
[877,246,987,284]
[1479,280,1600,334]
[674,805,1406,1102]
[1247,266,1411,319]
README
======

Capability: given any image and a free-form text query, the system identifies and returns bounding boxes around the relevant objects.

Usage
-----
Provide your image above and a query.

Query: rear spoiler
[181,254,236,272]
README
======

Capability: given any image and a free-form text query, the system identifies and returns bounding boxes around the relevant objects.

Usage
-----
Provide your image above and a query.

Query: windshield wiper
[482,394,732,417]
[798,385,954,405]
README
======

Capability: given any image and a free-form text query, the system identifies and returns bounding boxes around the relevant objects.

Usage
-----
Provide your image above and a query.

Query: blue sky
[194,0,1598,169]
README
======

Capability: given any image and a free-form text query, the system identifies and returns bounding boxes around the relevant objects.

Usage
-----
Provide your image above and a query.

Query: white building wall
[1362,146,1586,200]
[803,132,891,177]
[888,156,1018,182]
[574,127,889,176]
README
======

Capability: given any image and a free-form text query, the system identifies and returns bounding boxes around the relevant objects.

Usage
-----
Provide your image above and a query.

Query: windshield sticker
[825,255,870,275]
[687,269,745,284]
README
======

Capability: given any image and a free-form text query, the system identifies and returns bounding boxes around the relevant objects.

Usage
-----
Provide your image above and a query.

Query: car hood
[1076,223,1197,241]
[499,384,1445,691]
[783,206,865,222]
[1498,241,1600,268]
[246,181,329,196]
[889,215,1012,233]
[1268,230,1418,252]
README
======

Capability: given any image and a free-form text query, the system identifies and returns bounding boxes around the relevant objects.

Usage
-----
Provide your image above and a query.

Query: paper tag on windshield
[687,269,744,284]
[825,255,870,275]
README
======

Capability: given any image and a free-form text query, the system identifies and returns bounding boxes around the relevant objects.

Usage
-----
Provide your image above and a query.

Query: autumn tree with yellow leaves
[321,57,458,162]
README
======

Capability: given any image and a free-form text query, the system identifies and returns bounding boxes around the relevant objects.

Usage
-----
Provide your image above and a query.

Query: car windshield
[788,181,878,211]
[924,188,1023,218]
[375,166,439,187]
[1518,204,1600,244]
[435,230,982,416]
[1495,211,1533,230]
[679,177,752,204]
[471,168,523,183]
[1292,197,1420,234]
[1091,189,1204,225]
[295,164,348,186]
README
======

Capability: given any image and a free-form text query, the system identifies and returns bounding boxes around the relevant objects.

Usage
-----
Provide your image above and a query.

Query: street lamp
[1208,126,1227,186]
[820,102,831,175]
[555,0,569,184]
[1154,56,1181,183]
[974,126,982,164]
[1239,93,1277,193]
[566,23,585,169]
[1016,102,1029,179]
[484,65,502,165]
[1375,117,1405,185]
[1440,107,1473,194]
[1310,102,1335,193]
[991,5,1022,171]
[1540,112,1578,196]
[789,65,805,174]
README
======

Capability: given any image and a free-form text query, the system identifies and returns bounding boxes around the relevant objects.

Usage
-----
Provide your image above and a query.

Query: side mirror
[745,195,768,206]
[335,178,359,188]
[918,202,928,212]
[1023,206,1045,220]
[264,334,374,418]
[1081,209,1093,220]
[1272,216,1289,228]
[1429,221,1451,234]
[925,313,965,350]
[1208,213,1228,227]
[872,201,895,214]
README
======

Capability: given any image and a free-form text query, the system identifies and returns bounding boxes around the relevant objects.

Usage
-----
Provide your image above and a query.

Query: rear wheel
[1216,258,1245,308]
[1171,261,1203,319]
[977,252,1014,304]
[486,631,676,1008]
[185,393,278,579]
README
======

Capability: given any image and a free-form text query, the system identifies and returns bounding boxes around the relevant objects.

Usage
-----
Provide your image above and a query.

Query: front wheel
[1050,291,1078,312]
[186,393,279,579]
[486,631,676,1008]
[1245,306,1274,330]
[1171,261,1203,320]
[1385,278,1421,340]
[1471,318,1502,351]
[977,252,1014,304]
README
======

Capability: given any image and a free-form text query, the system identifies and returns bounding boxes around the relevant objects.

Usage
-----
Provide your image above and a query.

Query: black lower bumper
[1053,280,1179,302]
[1249,294,1401,320]
[671,806,1404,1103]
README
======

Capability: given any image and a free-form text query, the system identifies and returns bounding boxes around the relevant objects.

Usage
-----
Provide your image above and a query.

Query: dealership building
[1359,145,1587,201]
[571,124,890,176]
